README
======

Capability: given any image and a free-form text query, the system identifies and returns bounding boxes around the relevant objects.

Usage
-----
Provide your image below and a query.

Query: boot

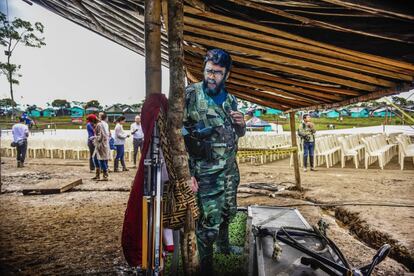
[303,156,308,171]
[17,161,22,168]
[121,159,129,171]
[199,255,214,275]
[113,159,120,172]
[100,170,109,181]
[216,222,230,254]
[92,168,100,180]
[216,222,244,255]
[310,156,316,171]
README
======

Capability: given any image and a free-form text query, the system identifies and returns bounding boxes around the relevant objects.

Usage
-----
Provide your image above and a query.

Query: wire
[272,202,414,208]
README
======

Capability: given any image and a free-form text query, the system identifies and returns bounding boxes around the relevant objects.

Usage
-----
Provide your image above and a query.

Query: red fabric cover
[165,245,175,253]
[121,93,169,267]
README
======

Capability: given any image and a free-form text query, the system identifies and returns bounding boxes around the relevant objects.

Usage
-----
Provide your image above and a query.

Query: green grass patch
[164,212,248,275]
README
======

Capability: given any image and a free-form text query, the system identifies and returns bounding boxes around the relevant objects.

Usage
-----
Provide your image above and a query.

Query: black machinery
[247,206,391,276]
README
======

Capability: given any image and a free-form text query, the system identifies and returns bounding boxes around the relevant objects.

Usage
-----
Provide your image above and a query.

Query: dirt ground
[0,156,413,275]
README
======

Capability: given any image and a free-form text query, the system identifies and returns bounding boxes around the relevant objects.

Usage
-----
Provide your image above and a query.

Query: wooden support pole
[167,0,199,275]
[289,112,301,190]
[145,0,162,96]
[167,0,191,182]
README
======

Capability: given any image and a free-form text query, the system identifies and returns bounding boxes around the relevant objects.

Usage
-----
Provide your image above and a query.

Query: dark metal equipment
[247,206,391,276]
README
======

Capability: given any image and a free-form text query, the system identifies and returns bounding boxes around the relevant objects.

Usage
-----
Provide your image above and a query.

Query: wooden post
[145,0,162,96]
[289,112,301,190]
[167,0,199,274]
[167,0,191,182]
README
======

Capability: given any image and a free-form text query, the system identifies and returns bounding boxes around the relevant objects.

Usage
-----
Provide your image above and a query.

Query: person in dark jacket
[86,114,99,172]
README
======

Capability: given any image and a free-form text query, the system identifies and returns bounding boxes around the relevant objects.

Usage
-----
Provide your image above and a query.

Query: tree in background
[0,98,16,107]
[392,96,408,107]
[0,12,46,105]
[51,99,70,108]
[130,100,144,111]
[85,100,101,109]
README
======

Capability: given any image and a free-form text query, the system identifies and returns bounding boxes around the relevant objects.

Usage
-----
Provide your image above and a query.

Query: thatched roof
[31,0,414,111]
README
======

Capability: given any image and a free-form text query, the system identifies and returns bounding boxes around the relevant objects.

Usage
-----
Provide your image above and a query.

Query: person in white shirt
[12,117,29,168]
[130,115,144,166]
[113,116,130,172]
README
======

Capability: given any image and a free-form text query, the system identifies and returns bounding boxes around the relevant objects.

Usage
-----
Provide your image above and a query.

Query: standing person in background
[99,112,112,169]
[113,116,130,172]
[86,114,99,173]
[93,117,110,181]
[12,117,29,168]
[130,115,144,167]
[298,114,316,172]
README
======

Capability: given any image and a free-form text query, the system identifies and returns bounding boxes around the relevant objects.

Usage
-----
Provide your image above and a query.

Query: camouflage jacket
[298,122,316,143]
[183,82,245,175]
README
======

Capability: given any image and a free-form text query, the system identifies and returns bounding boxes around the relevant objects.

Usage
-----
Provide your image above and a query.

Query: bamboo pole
[145,0,162,96]
[289,112,301,190]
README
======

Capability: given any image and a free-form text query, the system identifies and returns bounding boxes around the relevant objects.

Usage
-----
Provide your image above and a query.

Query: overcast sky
[0,1,412,108]
[0,0,170,107]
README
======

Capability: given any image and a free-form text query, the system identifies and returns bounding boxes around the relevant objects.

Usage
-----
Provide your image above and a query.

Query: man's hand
[190,176,199,193]
[230,111,245,127]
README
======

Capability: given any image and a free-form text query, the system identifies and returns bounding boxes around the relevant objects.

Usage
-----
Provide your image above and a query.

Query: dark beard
[203,79,225,96]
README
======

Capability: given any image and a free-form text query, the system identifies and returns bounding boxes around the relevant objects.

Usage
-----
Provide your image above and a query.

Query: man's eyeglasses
[204,69,225,77]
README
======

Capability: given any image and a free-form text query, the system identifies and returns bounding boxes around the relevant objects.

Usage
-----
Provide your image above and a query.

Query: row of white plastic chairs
[1,136,139,162]
[361,134,398,170]
[290,133,408,169]
[396,134,414,170]
[238,134,290,149]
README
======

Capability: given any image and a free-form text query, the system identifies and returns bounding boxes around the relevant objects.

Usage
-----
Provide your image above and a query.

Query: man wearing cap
[183,49,246,272]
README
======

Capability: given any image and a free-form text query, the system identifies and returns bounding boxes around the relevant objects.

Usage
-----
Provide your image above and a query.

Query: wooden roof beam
[184,6,414,71]
[184,18,413,80]
[288,82,414,112]
[184,54,362,97]
[230,89,290,110]
[183,44,379,91]
[230,67,361,97]
[41,0,148,55]
[226,0,412,44]
[318,0,414,21]
[230,73,343,101]
[227,79,322,105]
[72,0,103,32]
[187,67,309,106]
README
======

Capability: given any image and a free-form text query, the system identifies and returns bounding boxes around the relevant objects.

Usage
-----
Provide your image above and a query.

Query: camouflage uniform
[298,122,316,168]
[183,82,246,264]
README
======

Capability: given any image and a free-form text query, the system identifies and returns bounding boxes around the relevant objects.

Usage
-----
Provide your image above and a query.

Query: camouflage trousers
[194,157,240,263]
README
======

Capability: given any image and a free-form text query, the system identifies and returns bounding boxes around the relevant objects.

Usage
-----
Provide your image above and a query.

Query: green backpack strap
[193,82,210,128]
